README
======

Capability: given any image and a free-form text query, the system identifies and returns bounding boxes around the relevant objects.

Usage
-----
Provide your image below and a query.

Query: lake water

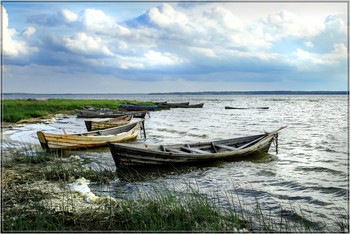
[2,94,348,230]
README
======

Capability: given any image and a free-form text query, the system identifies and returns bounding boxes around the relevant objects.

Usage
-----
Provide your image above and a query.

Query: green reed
[2,99,155,122]
[2,145,348,232]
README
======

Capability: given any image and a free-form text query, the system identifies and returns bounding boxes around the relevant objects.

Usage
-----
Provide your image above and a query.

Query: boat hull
[109,127,285,168]
[76,110,148,118]
[84,115,132,131]
[119,105,158,111]
[37,121,143,151]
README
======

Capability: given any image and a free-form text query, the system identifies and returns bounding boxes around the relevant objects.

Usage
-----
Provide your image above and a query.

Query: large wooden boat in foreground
[37,120,144,151]
[109,126,286,168]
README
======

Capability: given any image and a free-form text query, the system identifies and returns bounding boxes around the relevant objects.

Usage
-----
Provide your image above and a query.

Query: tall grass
[2,145,349,232]
[2,99,155,122]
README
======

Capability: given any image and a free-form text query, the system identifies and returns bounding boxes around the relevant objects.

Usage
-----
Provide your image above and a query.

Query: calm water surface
[2,94,348,230]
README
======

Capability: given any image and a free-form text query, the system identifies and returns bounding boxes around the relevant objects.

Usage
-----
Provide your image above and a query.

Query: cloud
[293,42,347,71]
[2,3,347,88]
[305,41,314,48]
[79,8,117,33]
[22,26,36,37]
[147,3,188,27]
[260,9,324,41]
[61,8,78,22]
[2,6,38,57]
[62,32,113,56]
[144,50,183,66]
[28,8,78,26]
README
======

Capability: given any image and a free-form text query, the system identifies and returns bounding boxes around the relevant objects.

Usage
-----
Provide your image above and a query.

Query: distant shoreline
[3,91,348,96]
[148,91,348,95]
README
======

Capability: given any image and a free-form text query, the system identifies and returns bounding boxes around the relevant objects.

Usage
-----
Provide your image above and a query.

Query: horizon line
[2,90,348,95]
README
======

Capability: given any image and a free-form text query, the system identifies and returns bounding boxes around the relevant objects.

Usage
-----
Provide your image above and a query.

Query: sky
[1,1,348,93]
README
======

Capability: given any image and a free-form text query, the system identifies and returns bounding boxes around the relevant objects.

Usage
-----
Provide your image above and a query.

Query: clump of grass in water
[108,188,246,231]
[2,144,116,185]
[4,143,55,164]
[41,156,116,184]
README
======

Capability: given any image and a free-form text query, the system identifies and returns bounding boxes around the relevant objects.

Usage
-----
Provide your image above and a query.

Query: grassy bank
[2,146,348,232]
[2,99,154,123]
[2,146,248,232]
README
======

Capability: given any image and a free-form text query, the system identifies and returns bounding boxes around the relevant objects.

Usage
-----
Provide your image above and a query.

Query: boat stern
[36,131,50,151]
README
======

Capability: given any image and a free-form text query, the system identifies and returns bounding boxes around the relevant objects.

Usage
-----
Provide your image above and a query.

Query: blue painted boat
[119,104,158,111]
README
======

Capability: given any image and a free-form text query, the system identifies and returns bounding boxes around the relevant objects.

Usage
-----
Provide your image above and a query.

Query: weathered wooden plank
[167,148,187,154]
[180,146,208,154]
[214,144,238,151]
[237,135,266,149]
[211,142,218,153]
[161,145,186,154]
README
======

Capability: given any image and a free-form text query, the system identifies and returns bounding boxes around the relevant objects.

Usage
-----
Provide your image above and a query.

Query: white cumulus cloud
[80,8,116,33]
[2,6,38,57]
[62,32,113,56]
[261,9,324,41]
[144,50,183,66]
[147,3,189,27]
[22,26,36,37]
[61,8,78,22]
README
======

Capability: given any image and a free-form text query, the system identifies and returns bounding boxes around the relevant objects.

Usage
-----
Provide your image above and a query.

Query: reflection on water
[3,94,348,230]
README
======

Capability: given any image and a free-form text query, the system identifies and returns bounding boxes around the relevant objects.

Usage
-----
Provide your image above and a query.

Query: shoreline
[3,91,348,96]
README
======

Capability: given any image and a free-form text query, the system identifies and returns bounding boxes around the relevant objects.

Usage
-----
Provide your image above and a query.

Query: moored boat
[119,104,158,111]
[84,115,132,131]
[76,109,149,118]
[37,120,144,151]
[174,103,204,108]
[109,126,286,168]
[156,101,190,106]
[225,106,269,110]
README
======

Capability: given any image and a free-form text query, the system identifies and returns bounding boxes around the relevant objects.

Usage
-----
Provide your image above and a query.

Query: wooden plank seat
[214,135,266,151]
[213,144,239,151]
[161,145,186,154]
[180,146,208,154]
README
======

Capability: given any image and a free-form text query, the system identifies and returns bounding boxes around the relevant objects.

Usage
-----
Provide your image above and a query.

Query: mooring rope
[273,133,279,154]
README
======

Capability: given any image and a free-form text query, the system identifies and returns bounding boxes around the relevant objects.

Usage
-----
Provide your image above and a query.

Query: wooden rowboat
[109,126,286,168]
[76,109,148,118]
[174,103,204,108]
[37,120,144,151]
[119,105,158,111]
[225,106,269,110]
[84,115,132,131]
[155,101,190,107]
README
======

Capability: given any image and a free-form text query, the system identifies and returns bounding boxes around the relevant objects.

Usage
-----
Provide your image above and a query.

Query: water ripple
[294,166,346,176]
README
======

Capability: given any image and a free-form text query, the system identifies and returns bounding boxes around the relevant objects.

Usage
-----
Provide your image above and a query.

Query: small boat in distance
[155,102,204,109]
[109,126,286,168]
[76,109,149,118]
[175,103,204,108]
[119,104,158,111]
[155,101,190,107]
[225,106,269,110]
[84,115,132,131]
[37,120,144,151]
